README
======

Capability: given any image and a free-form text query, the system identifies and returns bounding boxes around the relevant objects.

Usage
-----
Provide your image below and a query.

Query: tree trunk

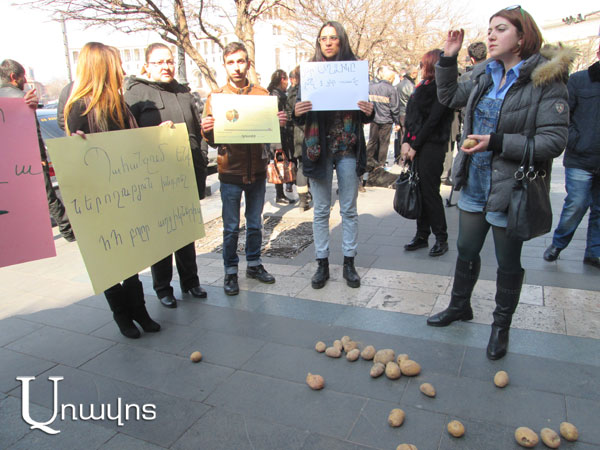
[235,0,259,85]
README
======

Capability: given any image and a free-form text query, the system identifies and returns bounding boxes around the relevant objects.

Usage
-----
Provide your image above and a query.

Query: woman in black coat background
[401,49,454,257]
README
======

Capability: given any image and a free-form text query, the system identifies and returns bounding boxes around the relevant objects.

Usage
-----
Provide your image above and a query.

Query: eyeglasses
[318,36,339,43]
[148,60,175,67]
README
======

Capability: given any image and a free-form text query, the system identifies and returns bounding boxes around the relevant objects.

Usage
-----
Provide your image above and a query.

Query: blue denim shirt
[458,60,524,226]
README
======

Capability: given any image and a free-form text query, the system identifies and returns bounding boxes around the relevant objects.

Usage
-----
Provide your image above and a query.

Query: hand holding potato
[461,134,489,153]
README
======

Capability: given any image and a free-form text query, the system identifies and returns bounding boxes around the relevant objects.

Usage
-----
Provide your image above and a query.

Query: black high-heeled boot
[427,257,480,327]
[126,281,160,333]
[486,268,524,360]
[105,292,140,339]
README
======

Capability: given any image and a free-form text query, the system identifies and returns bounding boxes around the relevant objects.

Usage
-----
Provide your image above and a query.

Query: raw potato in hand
[346,348,360,361]
[306,373,324,390]
[560,422,578,441]
[370,362,385,377]
[515,427,539,448]
[397,444,417,450]
[190,351,202,362]
[540,428,561,448]
[374,349,395,365]
[462,138,479,149]
[325,346,342,358]
[388,408,405,427]
[361,345,376,360]
[400,360,421,376]
[315,341,326,352]
[385,362,402,379]
[447,420,465,437]
[419,383,436,397]
[494,370,509,388]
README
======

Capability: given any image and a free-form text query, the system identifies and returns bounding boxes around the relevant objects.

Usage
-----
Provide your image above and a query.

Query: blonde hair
[65,42,127,135]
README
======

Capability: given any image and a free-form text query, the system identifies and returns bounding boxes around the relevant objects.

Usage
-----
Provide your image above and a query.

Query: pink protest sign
[0,98,56,267]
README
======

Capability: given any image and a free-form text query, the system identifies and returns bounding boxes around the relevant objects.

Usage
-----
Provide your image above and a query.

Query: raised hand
[444,29,465,57]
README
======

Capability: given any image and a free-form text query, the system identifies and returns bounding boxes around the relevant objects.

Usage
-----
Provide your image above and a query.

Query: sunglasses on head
[505,4,525,17]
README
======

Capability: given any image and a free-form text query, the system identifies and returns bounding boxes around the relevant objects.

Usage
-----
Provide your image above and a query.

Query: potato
[306,373,324,390]
[540,428,560,448]
[559,422,578,441]
[396,353,409,364]
[396,444,417,450]
[400,360,421,376]
[325,346,342,358]
[315,341,326,353]
[447,420,465,437]
[333,339,343,352]
[387,408,405,427]
[494,370,509,388]
[370,362,385,378]
[462,138,479,149]
[190,351,202,363]
[340,335,351,346]
[343,340,359,353]
[361,345,376,360]
[515,427,539,448]
[346,348,360,361]
[374,349,395,365]
[419,382,436,397]
[385,362,402,380]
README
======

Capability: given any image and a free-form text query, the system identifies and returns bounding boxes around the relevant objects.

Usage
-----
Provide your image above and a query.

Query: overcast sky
[1,1,597,84]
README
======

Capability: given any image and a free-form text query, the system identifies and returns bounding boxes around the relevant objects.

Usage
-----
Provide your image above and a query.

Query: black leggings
[457,210,523,273]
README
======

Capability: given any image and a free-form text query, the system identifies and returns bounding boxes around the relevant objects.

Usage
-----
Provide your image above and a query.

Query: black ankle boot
[127,282,160,333]
[486,268,525,360]
[427,257,480,327]
[311,258,329,289]
[105,292,140,339]
[343,256,360,288]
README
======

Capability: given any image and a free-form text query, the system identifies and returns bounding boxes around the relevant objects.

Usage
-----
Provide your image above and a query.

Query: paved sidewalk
[1,154,599,449]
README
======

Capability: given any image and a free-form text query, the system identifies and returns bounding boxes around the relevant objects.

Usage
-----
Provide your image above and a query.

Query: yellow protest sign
[46,124,204,294]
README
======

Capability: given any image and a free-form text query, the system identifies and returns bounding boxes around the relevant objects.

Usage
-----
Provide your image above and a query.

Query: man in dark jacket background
[394,68,416,162]
[0,59,75,242]
[544,44,600,269]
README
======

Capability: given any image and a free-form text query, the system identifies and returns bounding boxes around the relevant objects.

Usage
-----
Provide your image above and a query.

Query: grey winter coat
[435,46,574,213]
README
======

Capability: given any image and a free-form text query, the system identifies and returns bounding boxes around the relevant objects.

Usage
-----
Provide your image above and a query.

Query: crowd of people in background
[2,5,598,362]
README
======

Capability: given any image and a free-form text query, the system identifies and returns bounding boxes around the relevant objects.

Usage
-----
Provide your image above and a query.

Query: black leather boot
[427,257,480,327]
[224,274,239,296]
[311,258,329,289]
[126,282,160,333]
[487,268,525,360]
[343,256,360,288]
[105,291,140,339]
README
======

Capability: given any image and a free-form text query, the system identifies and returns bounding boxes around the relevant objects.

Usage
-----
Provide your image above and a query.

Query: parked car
[36,108,63,186]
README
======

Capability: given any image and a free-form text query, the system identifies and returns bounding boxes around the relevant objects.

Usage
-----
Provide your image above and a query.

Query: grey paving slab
[80,344,234,401]
[8,365,210,448]
[566,396,600,446]
[98,433,167,450]
[253,295,350,324]
[75,293,111,311]
[5,326,114,368]
[17,304,112,334]
[171,407,310,450]
[205,370,367,440]
[400,371,566,431]
[348,398,447,450]
[460,347,600,401]
[437,417,519,450]
[0,348,56,394]
[241,342,410,403]
[0,395,39,449]
[0,318,43,347]
[370,255,455,276]
[300,434,379,450]
[6,407,116,450]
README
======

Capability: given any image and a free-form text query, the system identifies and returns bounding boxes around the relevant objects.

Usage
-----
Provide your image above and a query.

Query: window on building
[203,41,208,54]
[124,49,131,62]
[134,49,141,61]
[275,48,281,69]
[72,51,79,63]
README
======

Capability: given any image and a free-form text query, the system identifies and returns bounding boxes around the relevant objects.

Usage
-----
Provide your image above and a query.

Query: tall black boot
[311,258,329,289]
[486,268,524,360]
[126,282,161,333]
[343,256,360,288]
[104,289,140,339]
[427,257,480,327]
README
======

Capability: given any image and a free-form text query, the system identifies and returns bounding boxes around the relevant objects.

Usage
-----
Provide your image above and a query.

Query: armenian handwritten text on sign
[46,124,204,293]
[0,98,56,268]
[300,60,369,111]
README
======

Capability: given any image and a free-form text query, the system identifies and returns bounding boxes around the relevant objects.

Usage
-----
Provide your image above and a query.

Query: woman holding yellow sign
[293,21,374,290]
[64,42,161,339]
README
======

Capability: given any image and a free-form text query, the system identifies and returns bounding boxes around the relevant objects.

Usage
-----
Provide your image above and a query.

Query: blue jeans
[309,155,359,259]
[220,180,266,274]
[552,167,600,258]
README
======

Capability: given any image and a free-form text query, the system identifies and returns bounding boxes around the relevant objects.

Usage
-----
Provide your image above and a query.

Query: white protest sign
[300,60,369,111]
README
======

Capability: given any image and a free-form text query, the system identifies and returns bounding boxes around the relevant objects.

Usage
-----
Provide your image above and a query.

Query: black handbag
[506,137,553,241]
[393,160,421,219]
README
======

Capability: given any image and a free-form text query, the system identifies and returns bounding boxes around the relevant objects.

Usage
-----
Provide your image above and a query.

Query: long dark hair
[267,69,287,93]
[312,21,356,62]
